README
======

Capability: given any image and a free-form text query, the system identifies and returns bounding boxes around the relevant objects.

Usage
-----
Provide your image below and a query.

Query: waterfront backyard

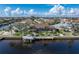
[0,4,79,54]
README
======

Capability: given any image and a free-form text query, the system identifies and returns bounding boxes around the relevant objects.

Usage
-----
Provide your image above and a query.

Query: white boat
[22,35,34,40]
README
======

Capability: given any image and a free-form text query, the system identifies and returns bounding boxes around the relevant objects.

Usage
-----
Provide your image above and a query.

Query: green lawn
[63,32,73,36]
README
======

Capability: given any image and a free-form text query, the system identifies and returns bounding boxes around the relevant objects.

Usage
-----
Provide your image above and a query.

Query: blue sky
[0,4,79,17]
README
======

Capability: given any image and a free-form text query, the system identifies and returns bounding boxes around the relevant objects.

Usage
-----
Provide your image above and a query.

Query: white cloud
[49,5,64,12]
[11,8,23,17]
[62,8,79,17]
[23,10,27,14]
[48,4,64,15]
[4,7,11,16]
[27,9,37,16]
[28,9,34,13]
[28,9,36,14]
[69,8,75,14]
[44,4,79,17]
[11,9,37,17]
[68,8,79,15]
[15,8,23,14]
[44,4,65,17]
[4,7,11,12]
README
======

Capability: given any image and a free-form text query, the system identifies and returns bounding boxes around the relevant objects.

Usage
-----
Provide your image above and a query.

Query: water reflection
[10,42,23,48]
[9,39,74,48]
[0,39,79,54]
[67,40,74,48]
[9,40,33,48]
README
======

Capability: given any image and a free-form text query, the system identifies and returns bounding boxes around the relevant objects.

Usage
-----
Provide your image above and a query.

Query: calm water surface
[0,39,79,54]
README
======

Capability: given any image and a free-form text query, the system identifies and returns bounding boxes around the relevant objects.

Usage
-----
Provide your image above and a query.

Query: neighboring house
[53,22,72,29]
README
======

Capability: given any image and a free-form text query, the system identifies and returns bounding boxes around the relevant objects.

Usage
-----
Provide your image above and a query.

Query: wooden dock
[22,36,79,43]
[0,35,79,46]
[51,36,79,39]
[21,36,79,46]
[0,35,79,40]
[27,36,79,40]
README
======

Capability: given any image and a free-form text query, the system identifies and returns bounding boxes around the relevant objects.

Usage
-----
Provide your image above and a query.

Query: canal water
[0,39,79,54]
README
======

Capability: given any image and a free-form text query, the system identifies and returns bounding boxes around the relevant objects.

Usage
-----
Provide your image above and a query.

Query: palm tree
[9,24,13,36]
[30,16,36,21]
[16,23,27,36]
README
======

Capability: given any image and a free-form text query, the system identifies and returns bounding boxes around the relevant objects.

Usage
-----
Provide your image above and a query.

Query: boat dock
[22,36,79,43]
[0,35,79,41]
[22,36,79,40]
